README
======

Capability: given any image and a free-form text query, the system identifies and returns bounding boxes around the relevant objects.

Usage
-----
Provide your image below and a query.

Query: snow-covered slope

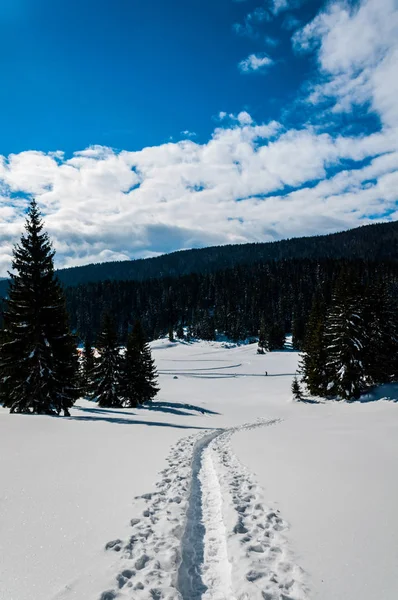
[1,340,397,600]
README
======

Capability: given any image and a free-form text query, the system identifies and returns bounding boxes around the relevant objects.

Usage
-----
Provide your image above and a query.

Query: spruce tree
[292,376,303,401]
[363,282,398,385]
[119,321,159,406]
[301,294,328,396]
[92,314,122,407]
[81,336,95,397]
[258,318,268,353]
[176,323,184,340]
[0,200,79,415]
[119,328,142,408]
[268,319,285,350]
[323,273,367,400]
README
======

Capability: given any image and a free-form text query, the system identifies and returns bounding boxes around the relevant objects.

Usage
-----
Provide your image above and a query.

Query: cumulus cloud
[293,0,398,127]
[0,109,397,276]
[238,53,274,73]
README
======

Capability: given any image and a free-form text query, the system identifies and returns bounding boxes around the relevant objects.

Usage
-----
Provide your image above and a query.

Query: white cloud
[233,7,270,39]
[181,130,197,138]
[293,0,398,127]
[238,53,274,73]
[0,111,397,276]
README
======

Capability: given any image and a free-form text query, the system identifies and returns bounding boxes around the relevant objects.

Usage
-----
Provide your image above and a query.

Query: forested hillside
[1,220,397,298]
[65,258,398,345]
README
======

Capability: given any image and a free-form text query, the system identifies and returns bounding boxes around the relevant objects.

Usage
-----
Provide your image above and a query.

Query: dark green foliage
[81,337,95,397]
[323,274,367,400]
[302,270,398,401]
[119,321,159,406]
[292,309,307,350]
[176,323,184,339]
[301,294,328,396]
[61,258,398,349]
[292,376,303,401]
[92,314,122,408]
[0,200,79,415]
[258,318,268,353]
[363,283,398,385]
[267,319,286,351]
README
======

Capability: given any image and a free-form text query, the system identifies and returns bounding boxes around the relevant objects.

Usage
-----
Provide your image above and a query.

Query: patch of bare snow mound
[100,419,309,600]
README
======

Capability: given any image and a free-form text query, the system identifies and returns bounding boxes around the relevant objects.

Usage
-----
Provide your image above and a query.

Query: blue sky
[0,0,322,155]
[0,0,397,274]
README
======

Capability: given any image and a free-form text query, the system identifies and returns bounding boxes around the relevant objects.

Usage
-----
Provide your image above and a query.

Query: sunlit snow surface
[1,339,397,600]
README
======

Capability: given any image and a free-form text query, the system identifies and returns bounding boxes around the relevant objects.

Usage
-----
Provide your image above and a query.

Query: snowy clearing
[1,339,398,600]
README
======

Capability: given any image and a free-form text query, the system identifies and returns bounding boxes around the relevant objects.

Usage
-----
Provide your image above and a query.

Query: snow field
[1,338,398,600]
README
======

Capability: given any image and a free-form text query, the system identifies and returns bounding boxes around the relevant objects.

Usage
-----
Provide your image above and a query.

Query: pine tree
[363,282,398,385]
[119,327,142,408]
[0,200,79,415]
[268,318,285,350]
[81,336,95,397]
[323,273,367,400]
[292,376,303,401]
[258,317,268,353]
[301,294,328,396]
[119,321,159,406]
[176,323,184,340]
[92,314,122,407]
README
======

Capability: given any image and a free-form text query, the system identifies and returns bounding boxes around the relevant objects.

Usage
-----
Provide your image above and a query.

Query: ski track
[100,419,309,600]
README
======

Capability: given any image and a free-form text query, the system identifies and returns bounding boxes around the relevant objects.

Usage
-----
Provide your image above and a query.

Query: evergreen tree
[363,282,398,385]
[0,200,79,415]
[258,317,268,353]
[292,310,307,350]
[301,294,328,396]
[168,325,174,342]
[292,376,303,401]
[267,319,285,350]
[127,321,159,404]
[323,273,367,400]
[176,323,184,340]
[81,336,95,397]
[140,338,160,404]
[119,325,142,408]
[92,314,122,407]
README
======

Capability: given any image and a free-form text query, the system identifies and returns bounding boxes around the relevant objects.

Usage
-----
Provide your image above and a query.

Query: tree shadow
[358,383,398,403]
[67,413,213,430]
[144,401,219,416]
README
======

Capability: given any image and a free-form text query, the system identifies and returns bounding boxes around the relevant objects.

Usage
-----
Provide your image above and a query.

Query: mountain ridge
[0,219,397,297]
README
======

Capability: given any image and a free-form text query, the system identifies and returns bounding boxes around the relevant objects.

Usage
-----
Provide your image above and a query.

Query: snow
[1,339,398,600]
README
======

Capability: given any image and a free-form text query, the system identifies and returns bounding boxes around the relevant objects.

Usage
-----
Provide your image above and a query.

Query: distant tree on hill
[0,200,79,415]
[92,314,122,408]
